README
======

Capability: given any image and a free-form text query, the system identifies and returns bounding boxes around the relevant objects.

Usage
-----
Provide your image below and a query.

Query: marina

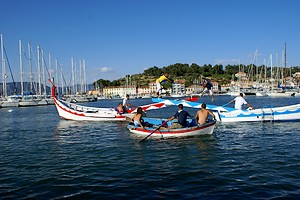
[1,1,300,199]
[0,96,299,199]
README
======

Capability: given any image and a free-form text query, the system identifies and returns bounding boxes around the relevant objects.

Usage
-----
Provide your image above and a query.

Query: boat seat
[186,119,197,127]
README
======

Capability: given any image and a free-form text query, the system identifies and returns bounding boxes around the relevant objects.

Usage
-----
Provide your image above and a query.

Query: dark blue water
[1,96,300,199]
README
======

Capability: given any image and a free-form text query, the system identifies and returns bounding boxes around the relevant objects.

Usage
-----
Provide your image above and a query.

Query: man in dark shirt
[168,104,192,128]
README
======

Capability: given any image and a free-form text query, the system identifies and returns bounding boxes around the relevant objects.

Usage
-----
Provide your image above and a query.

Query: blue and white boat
[152,98,300,122]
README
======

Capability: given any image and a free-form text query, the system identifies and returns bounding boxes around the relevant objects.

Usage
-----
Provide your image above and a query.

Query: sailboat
[266,43,298,97]
[18,40,39,107]
[1,34,20,107]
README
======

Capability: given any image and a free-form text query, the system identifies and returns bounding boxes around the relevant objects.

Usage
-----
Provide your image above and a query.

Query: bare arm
[209,110,216,120]
[247,103,254,109]
[137,115,145,129]
[169,116,175,121]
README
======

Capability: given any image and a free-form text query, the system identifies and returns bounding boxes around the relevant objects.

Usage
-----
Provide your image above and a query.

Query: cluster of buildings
[89,79,221,98]
[89,71,300,98]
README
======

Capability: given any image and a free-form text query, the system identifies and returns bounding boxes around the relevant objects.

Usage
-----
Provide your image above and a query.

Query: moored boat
[127,118,216,138]
[1,95,21,108]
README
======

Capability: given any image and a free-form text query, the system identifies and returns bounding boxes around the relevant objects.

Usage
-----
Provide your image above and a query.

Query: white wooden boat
[127,118,216,138]
[52,86,165,121]
[216,104,300,122]
[152,98,300,122]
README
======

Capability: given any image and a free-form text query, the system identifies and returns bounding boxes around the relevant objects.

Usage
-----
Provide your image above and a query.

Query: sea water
[0,96,299,199]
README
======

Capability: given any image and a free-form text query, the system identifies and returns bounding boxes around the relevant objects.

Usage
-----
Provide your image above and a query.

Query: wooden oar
[139,120,168,143]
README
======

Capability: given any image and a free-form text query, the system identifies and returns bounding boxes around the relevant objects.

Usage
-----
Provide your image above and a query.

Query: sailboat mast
[41,49,46,98]
[49,53,52,82]
[284,42,287,90]
[60,65,64,96]
[55,58,60,96]
[270,54,273,93]
[19,40,24,96]
[37,45,41,96]
[28,42,33,92]
[83,59,87,93]
[80,59,82,94]
[71,57,75,95]
[1,34,7,97]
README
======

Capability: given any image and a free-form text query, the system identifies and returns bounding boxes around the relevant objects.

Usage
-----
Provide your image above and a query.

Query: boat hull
[216,104,300,122]
[152,97,300,123]
[53,98,129,121]
[53,96,165,121]
[127,118,216,138]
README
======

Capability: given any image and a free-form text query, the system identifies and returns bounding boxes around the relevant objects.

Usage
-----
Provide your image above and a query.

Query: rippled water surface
[1,96,300,199]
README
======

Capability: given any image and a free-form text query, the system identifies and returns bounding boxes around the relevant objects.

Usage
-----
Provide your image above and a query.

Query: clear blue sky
[1,0,300,83]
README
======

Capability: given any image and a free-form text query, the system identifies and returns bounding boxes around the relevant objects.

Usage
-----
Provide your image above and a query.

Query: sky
[1,0,300,84]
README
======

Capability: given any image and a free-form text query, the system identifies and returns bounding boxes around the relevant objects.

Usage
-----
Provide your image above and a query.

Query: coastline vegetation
[94,63,300,89]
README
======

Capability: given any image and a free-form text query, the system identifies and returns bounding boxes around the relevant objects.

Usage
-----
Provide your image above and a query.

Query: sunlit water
[1,96,299,199]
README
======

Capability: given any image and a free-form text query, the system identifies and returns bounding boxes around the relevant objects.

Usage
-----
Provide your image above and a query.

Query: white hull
[215,104,300,122]
[53,94,165,121]
[267,92,297,97]
[127,118,216,138]
[152,98,300,123]
[53,97,129,121]
[255,92,268,97]
[1,101,20,107]
[1,96,21,107]
[19,99,39,107]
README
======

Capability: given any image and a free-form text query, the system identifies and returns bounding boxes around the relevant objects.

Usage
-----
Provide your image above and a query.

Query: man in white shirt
[123,94,132,110]
[229,93,254,110]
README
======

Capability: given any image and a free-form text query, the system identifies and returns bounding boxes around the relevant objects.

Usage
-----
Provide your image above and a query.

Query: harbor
[1,0,300,199]
[0,96,299,199]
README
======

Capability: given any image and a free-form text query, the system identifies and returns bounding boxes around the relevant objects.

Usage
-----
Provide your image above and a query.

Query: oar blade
[139,120,168,143]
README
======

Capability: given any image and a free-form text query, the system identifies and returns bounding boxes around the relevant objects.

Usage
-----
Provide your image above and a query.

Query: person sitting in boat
[195,103,216,126]
[167,104,192,129]
[122,94,132,112]
[115,102,125,114]
[200,77,214,101]
[229,93,254,110]
[131,107,147,129]
[156,73,174,98]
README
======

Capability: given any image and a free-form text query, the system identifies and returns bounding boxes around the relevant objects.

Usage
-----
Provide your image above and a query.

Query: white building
[103,86,136,98]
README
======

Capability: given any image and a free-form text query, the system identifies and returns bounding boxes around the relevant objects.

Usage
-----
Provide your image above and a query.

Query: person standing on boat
[167,104,192,128]
[123,94,132,111]
[195,103,215,125]
[156,73,174,98]
[229,93,254,110]
[200,77,214,101]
